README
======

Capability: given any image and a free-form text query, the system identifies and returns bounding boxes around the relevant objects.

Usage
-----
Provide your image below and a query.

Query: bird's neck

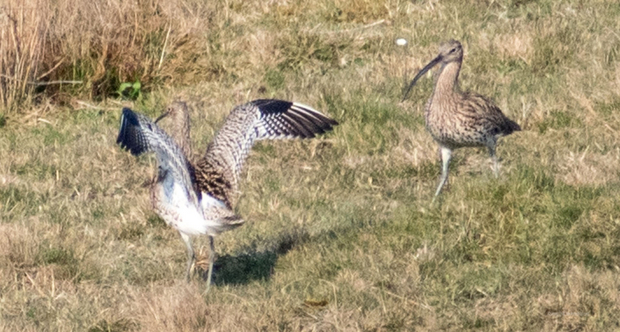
[172,112,192,158]
[433,61,461,99]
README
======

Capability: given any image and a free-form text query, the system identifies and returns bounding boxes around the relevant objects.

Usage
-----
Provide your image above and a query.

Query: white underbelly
[153,182,208,236]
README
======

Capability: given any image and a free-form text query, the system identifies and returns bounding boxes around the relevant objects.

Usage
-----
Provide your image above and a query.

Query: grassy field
[2,0,620,330]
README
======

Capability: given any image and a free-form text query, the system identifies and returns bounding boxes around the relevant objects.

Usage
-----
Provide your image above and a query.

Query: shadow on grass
[207,231,311,286]
[212,251,277,286]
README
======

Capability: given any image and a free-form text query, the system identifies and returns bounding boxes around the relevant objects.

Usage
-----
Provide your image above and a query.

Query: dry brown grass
[0,0,47,113]
[0,0,223,113]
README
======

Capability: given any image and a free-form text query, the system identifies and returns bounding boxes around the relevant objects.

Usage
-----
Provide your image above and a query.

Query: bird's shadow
[199,231,310,286]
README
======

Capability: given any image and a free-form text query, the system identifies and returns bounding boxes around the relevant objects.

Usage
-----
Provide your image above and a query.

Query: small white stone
[396,38,408,46]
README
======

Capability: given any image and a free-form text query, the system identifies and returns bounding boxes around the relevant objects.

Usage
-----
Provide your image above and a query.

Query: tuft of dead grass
[0,0,221,113]
[0,0,48,113]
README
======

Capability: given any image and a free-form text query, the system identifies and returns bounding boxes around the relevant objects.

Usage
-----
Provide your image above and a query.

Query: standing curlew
[117,100,338,290]
[402,40,521,199]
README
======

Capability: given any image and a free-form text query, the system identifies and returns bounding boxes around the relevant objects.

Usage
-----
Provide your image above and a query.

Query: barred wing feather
[253,100,338,139]
[117,108,197,202]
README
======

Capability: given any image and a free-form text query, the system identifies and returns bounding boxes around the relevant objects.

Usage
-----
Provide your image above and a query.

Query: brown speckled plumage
[403,40,521,198]
[194,158,234,209]
[121,99,338,289]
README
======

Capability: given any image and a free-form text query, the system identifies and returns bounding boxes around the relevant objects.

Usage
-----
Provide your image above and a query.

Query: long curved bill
[154,110,170,124]
[401,55,442,102]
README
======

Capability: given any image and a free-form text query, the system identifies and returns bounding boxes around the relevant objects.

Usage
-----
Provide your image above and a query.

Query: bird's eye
[449,48,456,54]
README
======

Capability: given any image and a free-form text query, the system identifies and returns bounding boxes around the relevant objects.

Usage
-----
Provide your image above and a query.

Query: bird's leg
[204,236,216,293]
[488,144,499,178]
[433,146,452,201]
[180,232,195,283]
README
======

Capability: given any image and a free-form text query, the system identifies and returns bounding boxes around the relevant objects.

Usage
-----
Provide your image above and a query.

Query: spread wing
[116,108,198,204]
[195,99,338,207]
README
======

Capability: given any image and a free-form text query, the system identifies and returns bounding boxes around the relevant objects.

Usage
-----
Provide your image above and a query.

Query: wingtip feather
[116,107,149,156]
[248,99,338,139]
[290,102,339,134]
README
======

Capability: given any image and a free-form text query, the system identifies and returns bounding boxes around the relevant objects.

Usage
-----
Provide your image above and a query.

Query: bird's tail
[215,214,245,233]
[200,194,246,235]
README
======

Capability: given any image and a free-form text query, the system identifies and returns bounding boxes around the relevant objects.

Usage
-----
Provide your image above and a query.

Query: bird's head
[402,39,464,101]
[155,101,189,124]
[437,39,463,64]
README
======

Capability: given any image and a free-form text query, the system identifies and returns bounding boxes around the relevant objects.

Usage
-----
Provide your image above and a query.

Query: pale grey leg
[205,236,216,293]
[433,146,452,200]
[180,232,195,283]
[488,144,499,178]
